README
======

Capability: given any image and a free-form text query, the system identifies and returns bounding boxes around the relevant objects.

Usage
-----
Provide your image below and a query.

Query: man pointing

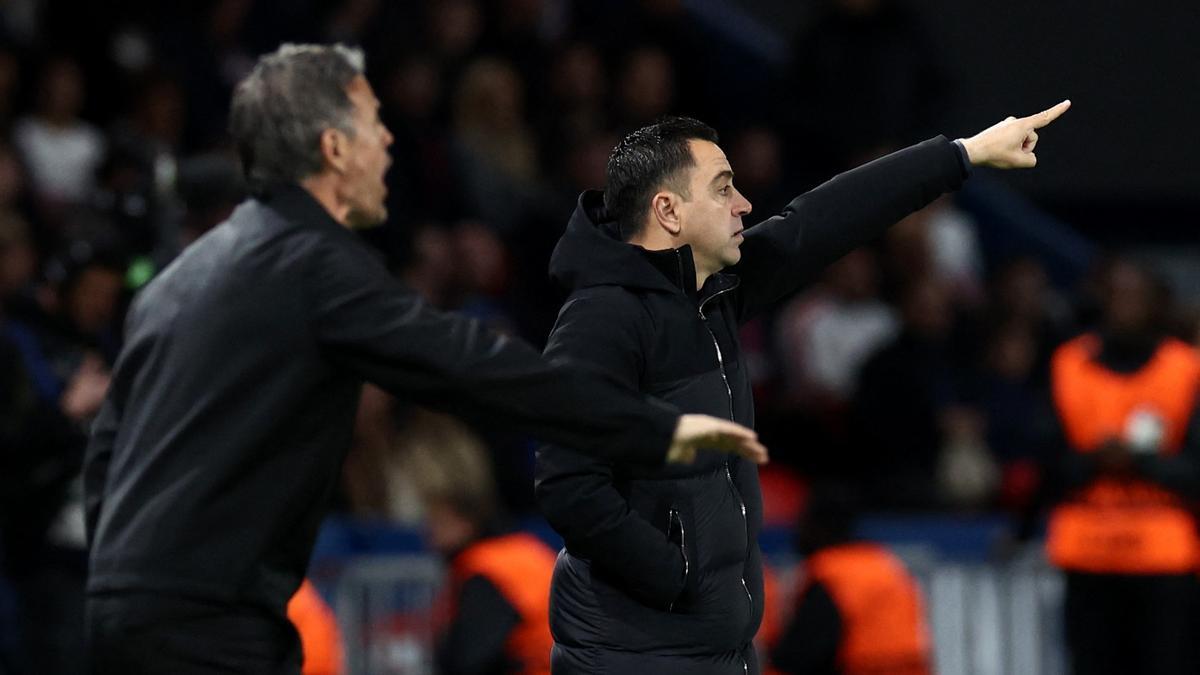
[537,101,1070,674]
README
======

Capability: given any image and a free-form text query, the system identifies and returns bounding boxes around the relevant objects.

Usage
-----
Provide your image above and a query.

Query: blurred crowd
[1,0,1199,673]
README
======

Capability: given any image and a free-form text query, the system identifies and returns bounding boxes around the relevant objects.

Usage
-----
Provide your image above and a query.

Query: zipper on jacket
[667,508,688,613]
[698,293,736,422]
[697,265,751,671]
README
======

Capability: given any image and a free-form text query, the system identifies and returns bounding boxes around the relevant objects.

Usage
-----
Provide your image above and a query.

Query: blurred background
[0,0,1198,673]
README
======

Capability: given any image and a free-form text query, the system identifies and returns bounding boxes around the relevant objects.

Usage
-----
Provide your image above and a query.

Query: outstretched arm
[733,101,1072,322]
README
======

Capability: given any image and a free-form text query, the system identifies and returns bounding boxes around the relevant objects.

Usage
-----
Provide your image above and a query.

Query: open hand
[959,100,1071,169]
[666,414,768,465]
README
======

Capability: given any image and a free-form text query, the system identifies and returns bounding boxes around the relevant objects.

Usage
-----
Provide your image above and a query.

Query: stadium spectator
[1042,260,1200,675]
[769,484,933,675]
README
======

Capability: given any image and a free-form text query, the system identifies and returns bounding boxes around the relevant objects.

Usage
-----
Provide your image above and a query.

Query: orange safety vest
[287,579,344,675]
[803,543,932,675]
[1046,335,1200,574]
[451,532,556,675]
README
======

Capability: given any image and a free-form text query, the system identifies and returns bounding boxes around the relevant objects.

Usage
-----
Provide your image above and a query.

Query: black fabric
[86,592,301,675]
[436,575,522,675]
[536,137,966,673]
[1064,572,1194,675]
[83,184,682,627]
[770,580,841,675]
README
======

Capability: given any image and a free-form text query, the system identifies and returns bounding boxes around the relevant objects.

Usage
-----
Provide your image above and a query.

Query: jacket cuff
[952,139,973,178]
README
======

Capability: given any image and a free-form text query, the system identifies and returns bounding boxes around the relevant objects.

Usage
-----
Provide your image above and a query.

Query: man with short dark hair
[82,44,764,674]
[536,104,1070,673]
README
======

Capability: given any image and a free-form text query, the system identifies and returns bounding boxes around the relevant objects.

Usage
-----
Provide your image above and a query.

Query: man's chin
[347,207,388,230]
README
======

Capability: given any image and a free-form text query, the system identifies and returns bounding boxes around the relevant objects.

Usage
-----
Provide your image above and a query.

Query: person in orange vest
[770,485,932,675]
[413,418,557,675]
[1043,260,1200,675]
[287,579,344,675]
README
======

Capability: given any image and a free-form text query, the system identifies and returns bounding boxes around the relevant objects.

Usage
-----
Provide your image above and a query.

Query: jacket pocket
[666,508,689,612]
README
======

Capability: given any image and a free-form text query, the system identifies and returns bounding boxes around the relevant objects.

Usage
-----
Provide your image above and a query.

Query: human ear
[651,191,682,236]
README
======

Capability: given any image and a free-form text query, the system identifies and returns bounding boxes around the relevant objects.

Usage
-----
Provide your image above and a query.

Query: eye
[719,185,731,195]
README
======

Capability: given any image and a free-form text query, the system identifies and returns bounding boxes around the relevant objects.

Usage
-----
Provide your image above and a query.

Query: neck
[629,229,715,292]
[299,173,351,228]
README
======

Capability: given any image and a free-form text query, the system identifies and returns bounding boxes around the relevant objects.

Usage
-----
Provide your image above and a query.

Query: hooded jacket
[535,137,968,674]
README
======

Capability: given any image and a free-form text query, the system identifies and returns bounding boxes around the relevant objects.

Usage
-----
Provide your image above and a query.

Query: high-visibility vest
[451,532,556,675]
[803,543,932,675]
[1046,334,1200,574]
[287,579,344,675]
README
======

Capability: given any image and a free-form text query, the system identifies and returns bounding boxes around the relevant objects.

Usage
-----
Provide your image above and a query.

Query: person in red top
[1042,260,1200,675]
[770,485,931,675]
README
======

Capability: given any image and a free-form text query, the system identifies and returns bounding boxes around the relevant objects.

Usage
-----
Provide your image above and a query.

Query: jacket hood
[549,190,695,295]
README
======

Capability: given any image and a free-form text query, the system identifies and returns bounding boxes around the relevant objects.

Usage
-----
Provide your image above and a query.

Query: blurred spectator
[408,411,557,675]
[452,57,540,233]
[0,47,22,132]
[850,275,978,508]
[0,212,37,308]
[379,52,463,232]
[884,196,985,309]
[769,484,933,675]
[775,247,898,412]
[976,320,1058,511]
[989,256,1073,381]
[781,0,949,179]
[0,236,123,674]
[726,126,789,216]
[160,0,257,150]
[426,0,485,72]
[173,151,245,250]
[1041,259,1200,675]
[537,41,608,175]
[614,45,675,130]
[13,56,105,211]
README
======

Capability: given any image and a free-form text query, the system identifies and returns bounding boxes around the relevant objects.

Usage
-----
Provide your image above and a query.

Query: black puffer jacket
[535,137,968,674]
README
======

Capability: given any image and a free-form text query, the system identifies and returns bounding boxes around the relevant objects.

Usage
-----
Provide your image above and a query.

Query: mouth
[732,229,744,239]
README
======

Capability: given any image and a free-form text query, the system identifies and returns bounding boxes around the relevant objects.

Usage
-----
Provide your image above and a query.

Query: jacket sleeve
[304,232,677,466]
[731,137,968,323]
[534,290,688,609]
[83,396,120,548]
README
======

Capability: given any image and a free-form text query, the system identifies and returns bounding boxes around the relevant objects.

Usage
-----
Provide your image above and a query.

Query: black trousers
[1064,572,1194,675]
[86,592,302,675]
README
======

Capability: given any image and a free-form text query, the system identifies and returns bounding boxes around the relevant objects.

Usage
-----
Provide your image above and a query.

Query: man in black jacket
[535,105,1070,674]
[82,44,764,674]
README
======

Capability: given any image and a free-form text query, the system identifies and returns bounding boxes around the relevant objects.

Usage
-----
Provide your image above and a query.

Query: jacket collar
[550,190,739,305]
[257,182,344,234]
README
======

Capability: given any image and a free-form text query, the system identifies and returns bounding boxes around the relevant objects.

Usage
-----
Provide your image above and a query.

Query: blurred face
[675,139,752,277]
[1104,262,1153,336]
[66,266,123,335]
[41,60,84,120]
[340,76,394,229]
[424,502,477,557]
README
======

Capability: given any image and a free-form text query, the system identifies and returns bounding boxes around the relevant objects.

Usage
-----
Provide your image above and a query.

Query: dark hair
[229,44,364,188]
[604,116,718,240]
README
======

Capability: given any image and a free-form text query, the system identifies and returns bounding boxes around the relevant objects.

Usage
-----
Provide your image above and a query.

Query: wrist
[957,136,982,166]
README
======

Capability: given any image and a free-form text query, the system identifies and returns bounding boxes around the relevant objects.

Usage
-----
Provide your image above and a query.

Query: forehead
[345,75,379,110]
[687,139,730,176]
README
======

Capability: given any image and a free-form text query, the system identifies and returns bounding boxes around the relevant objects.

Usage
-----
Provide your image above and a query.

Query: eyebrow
[709,169,734,186]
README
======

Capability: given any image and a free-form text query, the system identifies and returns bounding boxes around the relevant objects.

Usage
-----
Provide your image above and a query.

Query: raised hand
[666,414,769,465]
[959,100,1071,169]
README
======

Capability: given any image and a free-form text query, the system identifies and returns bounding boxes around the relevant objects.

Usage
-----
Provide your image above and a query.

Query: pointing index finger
[1029,99,1071,129]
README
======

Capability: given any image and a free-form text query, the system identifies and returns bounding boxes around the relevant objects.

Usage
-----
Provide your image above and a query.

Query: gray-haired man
[82,44,764,673]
